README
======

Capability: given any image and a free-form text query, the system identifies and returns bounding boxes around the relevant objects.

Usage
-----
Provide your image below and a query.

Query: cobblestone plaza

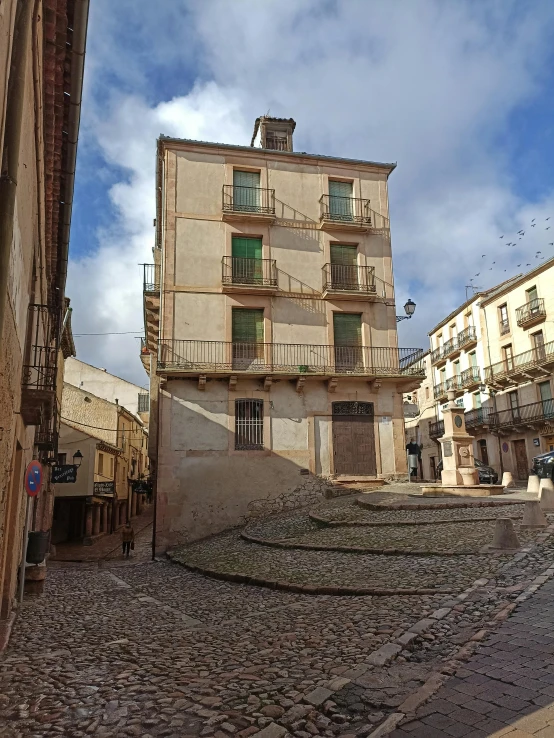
[3,489,554,737]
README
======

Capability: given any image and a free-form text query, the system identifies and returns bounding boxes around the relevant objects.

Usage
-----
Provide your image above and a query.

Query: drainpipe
[0,0,34,343]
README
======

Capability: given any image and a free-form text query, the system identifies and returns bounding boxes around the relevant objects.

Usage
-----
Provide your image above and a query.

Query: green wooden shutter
[232,237,262,260]
[333,313,362,346]
[233,170,260,188]
[328,180,353,220]
[330,244,357,266]
[233,170,260,211]
[329,180,352,198]
[232,309,264,343]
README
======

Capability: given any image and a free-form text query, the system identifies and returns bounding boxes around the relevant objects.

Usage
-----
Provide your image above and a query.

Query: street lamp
[396,299,416,322]
[73,450,83,468]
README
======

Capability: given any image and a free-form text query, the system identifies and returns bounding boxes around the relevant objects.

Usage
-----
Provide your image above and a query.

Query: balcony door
[508,391,520,422]
[233,170,260,212]
[330,244,358,290]
[232,236,263,285]
[329,180,353,221]
[533,330,546,361]
[539,381,554,420]
[232,308,264,369]
[333,313,362,372]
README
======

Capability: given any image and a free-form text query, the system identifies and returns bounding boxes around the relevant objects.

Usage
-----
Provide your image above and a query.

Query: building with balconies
[142,116,425,549]
[406,258,554,485]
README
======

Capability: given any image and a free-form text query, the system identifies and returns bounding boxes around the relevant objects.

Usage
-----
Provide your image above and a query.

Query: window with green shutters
[232,236,263,284]
[333,313,362,371]
[330,244,358,289]
[233,170,261,212]
[329,180,353,221]
[232,308,264,367]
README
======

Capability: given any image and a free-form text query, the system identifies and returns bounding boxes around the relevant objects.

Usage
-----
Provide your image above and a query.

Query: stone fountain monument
[421,390,504,497]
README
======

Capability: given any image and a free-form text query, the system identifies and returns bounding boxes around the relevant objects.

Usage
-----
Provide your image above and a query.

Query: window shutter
[330,244,357,266]
[232,237,262,260]
[233,170,260,188]
[232,309,264,343]
[333,313,362,346]
[329,180,352,198]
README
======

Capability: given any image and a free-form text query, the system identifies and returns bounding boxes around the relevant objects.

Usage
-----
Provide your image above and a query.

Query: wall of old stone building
[155,377,405,551]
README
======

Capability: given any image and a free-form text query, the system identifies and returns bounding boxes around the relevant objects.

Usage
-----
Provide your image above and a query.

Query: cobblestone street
[3,491,554,738]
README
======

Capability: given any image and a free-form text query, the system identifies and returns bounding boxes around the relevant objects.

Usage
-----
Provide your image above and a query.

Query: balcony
[322,264,376,299]
[516,298,546,329]
[433,382,447,400]
[465,407,494,433]
[456,326,477,351]
[484,339,554,389]
[429,420,445,438]
[488,399,554,432]
[143,264,160,353]
[319,195,372,232]
[460,366,481,390]
[430,337,456,366]
[222,185,275,222]
[21,345,57,425]
[222,257,278,294]
[446,375,462,393]
[158,340,425,382]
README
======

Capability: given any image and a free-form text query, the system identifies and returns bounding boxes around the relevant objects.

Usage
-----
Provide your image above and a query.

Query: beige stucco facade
[0,0,87,647]
[143,118,424,550]
[408,259,554,482]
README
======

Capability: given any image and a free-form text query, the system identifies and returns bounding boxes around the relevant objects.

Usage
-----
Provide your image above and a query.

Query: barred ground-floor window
[235,399,264,450]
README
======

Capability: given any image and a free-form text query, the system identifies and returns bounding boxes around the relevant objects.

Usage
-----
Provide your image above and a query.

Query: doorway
[513,439,529,480]
[332,401,376,476]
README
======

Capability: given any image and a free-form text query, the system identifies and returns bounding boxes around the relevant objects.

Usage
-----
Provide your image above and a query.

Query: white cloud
[69,0,554,380]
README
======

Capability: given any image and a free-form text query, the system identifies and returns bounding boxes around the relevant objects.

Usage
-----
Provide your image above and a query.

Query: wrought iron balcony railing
[157,340,425,377]
[433,381,447,399]
[465,407,494,431]
[222,257,278,287]
[322,264,376,293]
[319,195,372,225]
[460,366,481,388]
[23,345,57,392]
[484,339,554,384]
[143,264,161,293]
[456,326,477,350]
[516,298,546,328]
[222,185,275,216]
[446,375,462,392]
[429,420,444,438]
[488,399,554,429]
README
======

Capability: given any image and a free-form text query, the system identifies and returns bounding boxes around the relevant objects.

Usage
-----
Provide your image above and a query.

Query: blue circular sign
[25,460,43,497]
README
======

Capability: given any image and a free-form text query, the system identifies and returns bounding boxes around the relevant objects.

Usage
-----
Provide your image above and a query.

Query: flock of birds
[469,216,553,287]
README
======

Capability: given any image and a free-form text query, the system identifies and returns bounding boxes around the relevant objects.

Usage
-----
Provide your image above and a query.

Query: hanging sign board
[51,465,78,484]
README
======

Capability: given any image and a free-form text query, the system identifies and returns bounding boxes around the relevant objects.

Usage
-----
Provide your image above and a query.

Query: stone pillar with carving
[439,390,479,486]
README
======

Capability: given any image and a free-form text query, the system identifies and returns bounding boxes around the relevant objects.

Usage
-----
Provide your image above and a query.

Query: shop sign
[51,465,77,484]
[94,481,115,495]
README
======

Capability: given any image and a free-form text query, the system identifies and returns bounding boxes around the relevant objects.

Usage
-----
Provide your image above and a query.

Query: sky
[68,0,554,385]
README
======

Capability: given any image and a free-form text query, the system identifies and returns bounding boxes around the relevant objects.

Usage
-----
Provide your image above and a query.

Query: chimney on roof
[251,116,296,152]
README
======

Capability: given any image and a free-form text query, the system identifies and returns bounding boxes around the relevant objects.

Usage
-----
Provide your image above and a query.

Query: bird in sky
[549,242,554,246]
[526,263,531,266]
[489,267,493,270]
[492,261,496,264]
[546,227,551,230]
[475,273,480,276]
[547,217,551,221]
[517,264,521,267]
[532,224,536,227]
[537,250,542,254]
[518,230,525,234]
[482,254,486,257]
[532,218,536,222]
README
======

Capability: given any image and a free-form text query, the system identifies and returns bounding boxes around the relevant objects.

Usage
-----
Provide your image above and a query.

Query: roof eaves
[157,135,397,173]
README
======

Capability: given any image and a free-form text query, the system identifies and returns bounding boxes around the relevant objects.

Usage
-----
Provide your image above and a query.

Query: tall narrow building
[142,117,424,550]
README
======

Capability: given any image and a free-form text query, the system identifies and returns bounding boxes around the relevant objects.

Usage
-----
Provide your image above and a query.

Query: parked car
[436,458,498,484]
[532,451,554,480]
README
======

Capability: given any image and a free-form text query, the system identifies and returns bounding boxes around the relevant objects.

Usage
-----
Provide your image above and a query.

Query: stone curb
[356,498,524,512]
[240,528,520,557]
[308,510,523,527]
[166,554,458,597]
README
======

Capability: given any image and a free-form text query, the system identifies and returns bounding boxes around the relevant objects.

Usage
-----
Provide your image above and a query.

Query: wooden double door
[332,402,377,476]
